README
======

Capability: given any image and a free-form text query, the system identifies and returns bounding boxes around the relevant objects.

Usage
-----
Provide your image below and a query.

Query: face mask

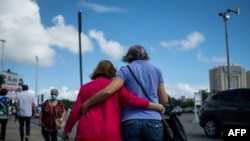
[51,95,57,100]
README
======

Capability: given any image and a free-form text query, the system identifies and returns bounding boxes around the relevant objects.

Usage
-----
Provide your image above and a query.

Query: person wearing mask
[81,45,169,141]
[0,88,12,141]
[62,60,165,141]
[16,84,36,141]
[39,89,66,141]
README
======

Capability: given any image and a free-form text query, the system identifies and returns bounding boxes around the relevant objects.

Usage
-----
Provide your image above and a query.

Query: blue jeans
[122,119,163,141]
[18,116,31,141]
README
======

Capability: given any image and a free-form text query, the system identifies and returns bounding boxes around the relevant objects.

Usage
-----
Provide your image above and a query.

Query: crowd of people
[0,45,169,141]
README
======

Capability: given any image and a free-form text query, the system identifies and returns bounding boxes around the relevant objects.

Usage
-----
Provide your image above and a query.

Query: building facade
[209,65,247,92]
[247,71,250,88]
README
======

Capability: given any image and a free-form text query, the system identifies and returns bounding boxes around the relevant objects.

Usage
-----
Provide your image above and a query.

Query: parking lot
[178,113,223,141]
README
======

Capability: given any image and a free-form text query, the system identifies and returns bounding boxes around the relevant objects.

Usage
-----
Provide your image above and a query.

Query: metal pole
[219,8,239,89]
[35,56,39,104]
[0,39,6,72]
[78,11,83,86]
[224,18,231,89]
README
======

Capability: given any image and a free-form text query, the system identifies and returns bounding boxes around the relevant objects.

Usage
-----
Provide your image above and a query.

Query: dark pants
[18,116,31,141]
[0,119,8,140]
[42,127,58,141]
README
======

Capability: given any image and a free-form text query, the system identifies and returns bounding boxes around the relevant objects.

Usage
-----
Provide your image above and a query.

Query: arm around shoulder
[83,76,124,107]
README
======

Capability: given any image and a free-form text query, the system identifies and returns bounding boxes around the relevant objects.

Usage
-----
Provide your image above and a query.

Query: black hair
[22,84,29,91]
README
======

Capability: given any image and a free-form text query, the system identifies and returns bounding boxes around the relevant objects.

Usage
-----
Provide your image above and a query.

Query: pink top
[64,78,149,141]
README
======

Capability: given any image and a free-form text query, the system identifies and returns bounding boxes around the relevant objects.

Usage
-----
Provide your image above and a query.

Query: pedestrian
[39,89,66,141]
[13,101,19,122]
[0,88,12,141]
[81,45,169,141]
[16,84,36,141]
[62,60,165,141]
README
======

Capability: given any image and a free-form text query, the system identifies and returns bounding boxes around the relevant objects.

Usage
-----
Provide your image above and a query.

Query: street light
[0,39,6,73]
[35,56,39,104]
[218,8,240,89]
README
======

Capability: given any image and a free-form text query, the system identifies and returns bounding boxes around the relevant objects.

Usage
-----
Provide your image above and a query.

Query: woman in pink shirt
[62,60,164,141]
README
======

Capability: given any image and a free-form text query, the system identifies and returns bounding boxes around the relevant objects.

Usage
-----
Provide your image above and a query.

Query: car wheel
[204,118,221,137]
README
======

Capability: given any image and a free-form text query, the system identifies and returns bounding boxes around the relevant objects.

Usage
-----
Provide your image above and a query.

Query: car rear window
[218,90,238,103]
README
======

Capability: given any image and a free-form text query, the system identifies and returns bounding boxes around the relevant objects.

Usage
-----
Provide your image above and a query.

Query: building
[0,69,24,103]
[247,71,250,88]
[209,65,247,92]
[1,70,23,91]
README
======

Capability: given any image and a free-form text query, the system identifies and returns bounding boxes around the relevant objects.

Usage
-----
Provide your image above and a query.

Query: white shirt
[16,90,36,117]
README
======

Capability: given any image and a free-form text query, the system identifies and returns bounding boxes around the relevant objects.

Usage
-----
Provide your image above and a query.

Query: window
[219,90,238,103]
[240,89,250,103]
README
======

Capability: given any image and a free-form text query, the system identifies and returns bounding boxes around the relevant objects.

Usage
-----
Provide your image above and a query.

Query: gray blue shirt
[117,60,164,122]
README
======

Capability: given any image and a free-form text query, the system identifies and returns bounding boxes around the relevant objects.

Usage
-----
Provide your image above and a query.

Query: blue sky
[1,0,249,101]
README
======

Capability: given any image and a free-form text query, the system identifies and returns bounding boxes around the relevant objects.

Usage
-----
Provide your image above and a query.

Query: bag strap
[127,65,173,130]
[127,65,152,101]
[127,65,171,105]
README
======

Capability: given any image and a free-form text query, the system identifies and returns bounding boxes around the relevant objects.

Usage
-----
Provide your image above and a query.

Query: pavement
[5,116,74,141]
[6,118,44,141]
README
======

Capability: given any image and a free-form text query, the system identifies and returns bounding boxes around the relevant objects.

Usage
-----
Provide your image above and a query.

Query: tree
[200,89,209,101]
[62,99,75,110]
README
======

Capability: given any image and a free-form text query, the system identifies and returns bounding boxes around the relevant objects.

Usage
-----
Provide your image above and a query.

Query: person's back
[0,89,12,119]
[80,46,168,141]
[16,84,36,141]
[17,89,35,117]
[67,78,155,141]
[77,78,123,140]
[63,60,164,141]
[119,60,163,122]
[0,88,12,141]
[117,45,168,141]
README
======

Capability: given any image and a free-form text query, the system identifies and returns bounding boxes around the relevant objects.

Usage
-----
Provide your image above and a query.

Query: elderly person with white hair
[39,89,66,141]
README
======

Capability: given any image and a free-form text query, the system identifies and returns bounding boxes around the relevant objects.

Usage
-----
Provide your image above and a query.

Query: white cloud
[47,15,93,54]
[166,83,209,99]
[161,31,205,51]
[0,0,93,67]
[79,1,125,13]
[38,86,79,102]
[197,51,226,63]
[89,29,126,60]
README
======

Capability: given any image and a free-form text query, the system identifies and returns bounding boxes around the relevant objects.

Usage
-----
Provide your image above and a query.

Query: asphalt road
[178,113,223,141]
[31,112,224,141]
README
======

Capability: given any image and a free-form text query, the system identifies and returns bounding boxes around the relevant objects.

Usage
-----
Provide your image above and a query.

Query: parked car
[164,104,183,116]
[182,107,194,113]
[173,106,183,116]
[199,88,250,137]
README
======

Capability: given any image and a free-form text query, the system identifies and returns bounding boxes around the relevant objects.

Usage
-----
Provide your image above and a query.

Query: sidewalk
[6,119,44,141]
[5,115,76,141]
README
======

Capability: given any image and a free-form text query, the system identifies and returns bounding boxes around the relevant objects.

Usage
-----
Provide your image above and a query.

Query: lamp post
[35,56,39,104]
[0,39,6,73]
[78,11,83,86]
[218,8,240,89]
